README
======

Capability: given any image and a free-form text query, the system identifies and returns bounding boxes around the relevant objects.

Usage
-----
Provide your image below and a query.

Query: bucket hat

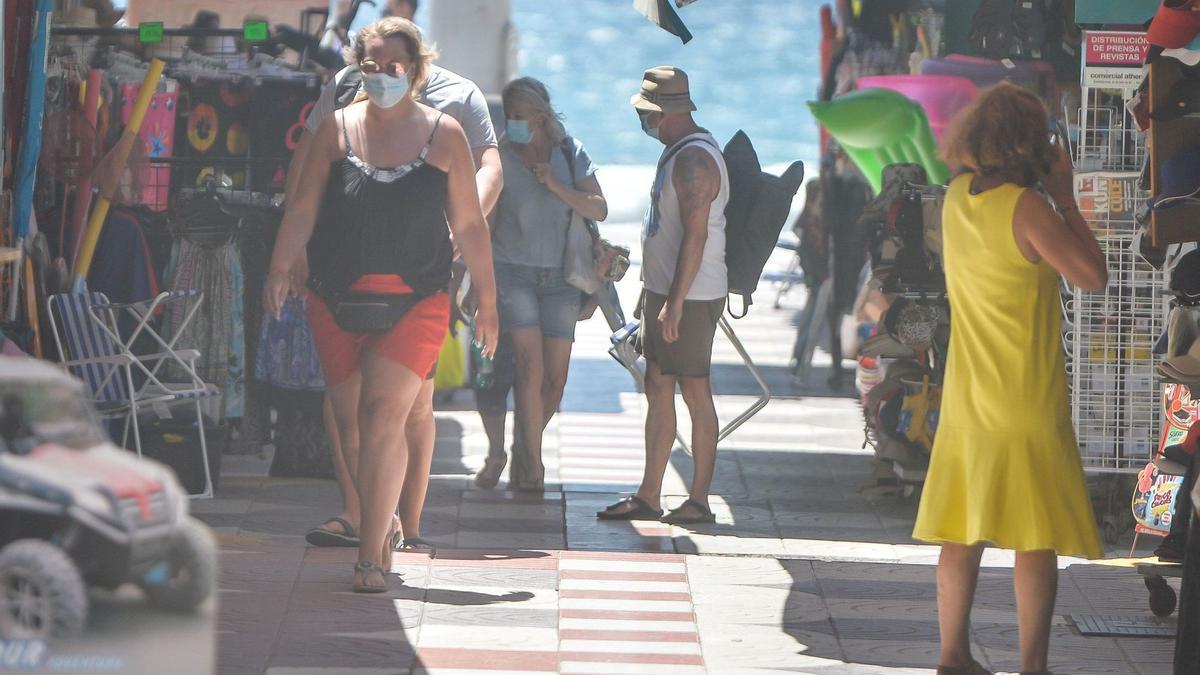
[631,66,697,113]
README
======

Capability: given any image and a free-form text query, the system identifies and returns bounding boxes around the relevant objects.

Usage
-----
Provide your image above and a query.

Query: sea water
[513,0,821,225]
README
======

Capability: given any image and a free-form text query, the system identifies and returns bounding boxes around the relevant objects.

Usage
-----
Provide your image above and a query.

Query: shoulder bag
[558,138,630,294]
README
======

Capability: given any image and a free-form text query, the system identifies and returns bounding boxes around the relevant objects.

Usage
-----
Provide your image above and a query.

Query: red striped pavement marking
[558,629,699,643]
[557,652,705,666]
[554,551,705,671]
[414,647,558,671]
[559,550,685,562]
[559,569,688,582]
[559,609,697,622]
[558,589,693,602]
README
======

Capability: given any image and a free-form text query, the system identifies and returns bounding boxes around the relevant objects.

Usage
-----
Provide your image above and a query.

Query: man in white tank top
[597,66,728,525]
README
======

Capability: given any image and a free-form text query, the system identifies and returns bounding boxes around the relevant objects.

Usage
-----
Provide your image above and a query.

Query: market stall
[0,4,342,495]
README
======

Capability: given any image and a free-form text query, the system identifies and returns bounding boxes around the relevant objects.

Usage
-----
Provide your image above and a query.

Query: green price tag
[243,20,269,42]
[138,22,164,44]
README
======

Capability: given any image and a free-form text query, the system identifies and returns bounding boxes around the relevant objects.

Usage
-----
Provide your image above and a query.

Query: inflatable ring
[187,103,218,153]
[226,121,249,155]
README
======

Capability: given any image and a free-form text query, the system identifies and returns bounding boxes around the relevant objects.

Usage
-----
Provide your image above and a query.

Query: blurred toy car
[0,357,215,639]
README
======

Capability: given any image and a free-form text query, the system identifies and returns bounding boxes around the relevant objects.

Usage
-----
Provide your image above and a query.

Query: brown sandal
[352,561,388,593]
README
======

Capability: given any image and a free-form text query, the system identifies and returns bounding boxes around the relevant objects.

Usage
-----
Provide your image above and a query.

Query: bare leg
[323,392,361,530]
[473,382,510,489]
[355,352,422,581]
[539,338,573,424]
[481,410,508,456]
[678,375,717,506]
[510,327,546,487]
[937,542,985,668]
[398,378,436,540]
[1014,549,1057,673]
[633,360,677,512]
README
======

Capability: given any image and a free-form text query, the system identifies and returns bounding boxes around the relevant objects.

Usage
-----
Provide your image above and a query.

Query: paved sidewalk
[197,239,1180,673]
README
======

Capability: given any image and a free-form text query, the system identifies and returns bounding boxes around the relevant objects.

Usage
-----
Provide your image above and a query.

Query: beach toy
[856,75,978,141]
[808,87,949,193]
[73,59,166,286]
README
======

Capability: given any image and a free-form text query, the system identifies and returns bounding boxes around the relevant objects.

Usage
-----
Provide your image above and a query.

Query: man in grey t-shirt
[286,6,502,550]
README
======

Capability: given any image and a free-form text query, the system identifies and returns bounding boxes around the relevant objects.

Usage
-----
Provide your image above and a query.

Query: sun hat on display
[1149,145,1200,210]
[1162,47,1200,67]
[1160,335,1200,385]
[630,66,697,114]
[1147,0,1200,49]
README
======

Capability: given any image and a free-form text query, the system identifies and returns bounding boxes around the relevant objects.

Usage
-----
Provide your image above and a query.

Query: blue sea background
[507,0,824,169]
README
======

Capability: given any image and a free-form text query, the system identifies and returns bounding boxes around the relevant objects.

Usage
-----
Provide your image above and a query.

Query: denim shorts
[495,262,582,341]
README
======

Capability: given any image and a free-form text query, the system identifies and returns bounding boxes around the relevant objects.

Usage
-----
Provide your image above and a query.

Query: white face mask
[362,71,410,109]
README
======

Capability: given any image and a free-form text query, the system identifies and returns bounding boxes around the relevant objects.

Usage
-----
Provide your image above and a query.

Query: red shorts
[307,290,450,387]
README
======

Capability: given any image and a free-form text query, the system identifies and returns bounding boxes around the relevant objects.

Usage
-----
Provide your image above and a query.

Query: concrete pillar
[428,0,515,97]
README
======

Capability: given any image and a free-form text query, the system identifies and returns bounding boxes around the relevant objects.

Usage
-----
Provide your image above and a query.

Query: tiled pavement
[188,230,1180,673]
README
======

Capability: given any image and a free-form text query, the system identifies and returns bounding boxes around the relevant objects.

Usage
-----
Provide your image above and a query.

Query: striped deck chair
[46,291,217,498]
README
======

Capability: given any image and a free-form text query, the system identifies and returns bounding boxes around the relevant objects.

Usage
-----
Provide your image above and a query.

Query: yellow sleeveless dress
[912,174,1103,559]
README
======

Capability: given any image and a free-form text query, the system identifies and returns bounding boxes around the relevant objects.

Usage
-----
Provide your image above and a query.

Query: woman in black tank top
[264,18,498,594]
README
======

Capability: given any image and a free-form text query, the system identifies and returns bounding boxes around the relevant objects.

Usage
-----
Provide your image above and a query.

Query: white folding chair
[606,316,771,456]
[46,290,218,497]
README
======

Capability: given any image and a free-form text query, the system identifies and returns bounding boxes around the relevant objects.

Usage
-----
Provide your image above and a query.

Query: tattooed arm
[659,145,720,342]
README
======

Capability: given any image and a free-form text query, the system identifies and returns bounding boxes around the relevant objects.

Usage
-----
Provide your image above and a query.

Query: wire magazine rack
[1067,85,1165,473]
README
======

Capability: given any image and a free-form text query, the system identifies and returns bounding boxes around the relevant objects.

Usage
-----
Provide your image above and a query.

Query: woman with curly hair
[912,82,1107,675]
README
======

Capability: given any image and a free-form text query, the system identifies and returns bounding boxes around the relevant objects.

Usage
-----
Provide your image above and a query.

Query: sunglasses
[359,60,407,78]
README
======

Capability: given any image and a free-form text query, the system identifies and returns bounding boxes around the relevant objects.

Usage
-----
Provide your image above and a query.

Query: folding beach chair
[604,296,770,456]
[46,290,218,497]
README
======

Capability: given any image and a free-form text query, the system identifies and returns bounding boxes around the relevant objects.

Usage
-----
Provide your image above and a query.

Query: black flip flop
[596,495,664,520]
[305,517,360,547]
[661,499,716,525]
[398,536,436,552]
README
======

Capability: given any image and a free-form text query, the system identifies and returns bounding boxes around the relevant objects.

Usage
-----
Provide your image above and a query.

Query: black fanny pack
[310,278,429,334]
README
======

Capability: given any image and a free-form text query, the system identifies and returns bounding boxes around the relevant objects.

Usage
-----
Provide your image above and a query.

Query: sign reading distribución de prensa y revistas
[1083,31,1151,90]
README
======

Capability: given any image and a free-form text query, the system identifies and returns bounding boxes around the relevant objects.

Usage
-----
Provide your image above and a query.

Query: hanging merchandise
[64,69,103,263]
[73,59,166,287]
[12,0,51,244]
[248,79,321,193]
[632,0,692,44]
[967,0,1067,60]
[162,235,245,420]
[920,55,1058,104]
[120,82,178,211]
[174,79,252,191]
[856,74,977,141]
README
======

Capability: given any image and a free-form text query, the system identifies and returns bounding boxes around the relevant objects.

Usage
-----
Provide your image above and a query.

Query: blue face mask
[506,119,533,144]
[362,71,410,109]
[639,111,660,140]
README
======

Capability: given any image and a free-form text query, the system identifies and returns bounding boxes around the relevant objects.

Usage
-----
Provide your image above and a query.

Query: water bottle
[472,336,494,389]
